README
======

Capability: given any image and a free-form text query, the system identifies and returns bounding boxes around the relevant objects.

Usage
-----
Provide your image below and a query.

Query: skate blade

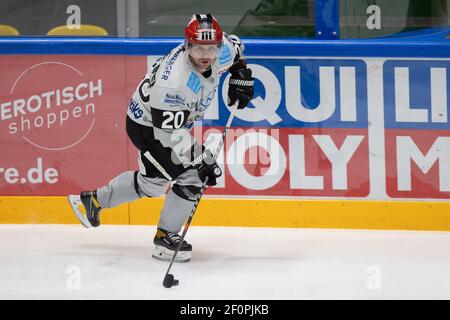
[152,245,191,263]
[67,195,93,229]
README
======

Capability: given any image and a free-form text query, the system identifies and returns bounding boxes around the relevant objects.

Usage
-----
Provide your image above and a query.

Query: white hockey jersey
[127,34,242,166]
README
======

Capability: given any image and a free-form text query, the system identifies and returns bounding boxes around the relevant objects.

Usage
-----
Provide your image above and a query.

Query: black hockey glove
[228,60,254,110]
[193,149,222,186]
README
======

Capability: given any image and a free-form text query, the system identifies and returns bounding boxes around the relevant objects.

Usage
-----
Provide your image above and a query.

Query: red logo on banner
[193,127,370,197]
[2,61,102,150]
[0,55,146,195]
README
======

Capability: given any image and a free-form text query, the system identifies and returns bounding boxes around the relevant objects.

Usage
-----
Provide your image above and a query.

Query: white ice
[0,224,449,299]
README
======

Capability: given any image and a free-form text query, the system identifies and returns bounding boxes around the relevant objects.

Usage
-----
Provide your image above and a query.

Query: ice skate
[67,191,102,228]
[152,228,192,263]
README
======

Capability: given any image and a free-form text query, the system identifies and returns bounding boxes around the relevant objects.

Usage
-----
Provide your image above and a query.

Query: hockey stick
[162,103,238,288]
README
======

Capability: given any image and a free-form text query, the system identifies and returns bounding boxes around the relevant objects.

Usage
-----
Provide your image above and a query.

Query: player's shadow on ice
[76,243,154,258]
[191,250,306,264]
[72,243,305,265]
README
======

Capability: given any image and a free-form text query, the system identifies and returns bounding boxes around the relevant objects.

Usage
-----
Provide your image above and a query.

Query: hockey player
[68,14,254,262]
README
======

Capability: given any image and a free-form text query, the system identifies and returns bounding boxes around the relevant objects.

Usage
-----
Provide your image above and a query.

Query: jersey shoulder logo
[186,72,201,94]
[218,44,232,65]
[161,47,184,81]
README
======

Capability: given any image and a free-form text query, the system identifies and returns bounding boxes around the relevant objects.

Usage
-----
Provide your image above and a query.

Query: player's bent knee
[172,184,201,202]
[135,171,170,198]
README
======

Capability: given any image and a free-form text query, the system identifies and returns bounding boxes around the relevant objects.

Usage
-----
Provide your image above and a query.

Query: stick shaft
[163,105,238,278]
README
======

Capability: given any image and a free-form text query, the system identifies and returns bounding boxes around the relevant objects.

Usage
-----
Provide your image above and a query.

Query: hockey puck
[163,273,179,288]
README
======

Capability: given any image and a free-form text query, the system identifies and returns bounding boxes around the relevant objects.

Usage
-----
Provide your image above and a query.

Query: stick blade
[163,273,178,288]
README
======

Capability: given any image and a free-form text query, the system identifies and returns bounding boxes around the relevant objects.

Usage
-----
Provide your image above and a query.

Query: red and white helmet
[185,14,223,45]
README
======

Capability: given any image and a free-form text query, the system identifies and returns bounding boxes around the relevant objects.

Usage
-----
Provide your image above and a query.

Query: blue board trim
[0,33,449,58]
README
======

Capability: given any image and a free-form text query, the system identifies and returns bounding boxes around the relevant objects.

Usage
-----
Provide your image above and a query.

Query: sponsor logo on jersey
[164,93,186,107]
[218,44,232,65]
[161,47,183,81]
[128,99,143,119]
[186,72,201,94]
[198,90,215,112]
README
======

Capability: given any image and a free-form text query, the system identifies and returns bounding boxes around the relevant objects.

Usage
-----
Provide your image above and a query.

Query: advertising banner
[0,55,146,195]
[200,57,449,200]
[1,54,449,200]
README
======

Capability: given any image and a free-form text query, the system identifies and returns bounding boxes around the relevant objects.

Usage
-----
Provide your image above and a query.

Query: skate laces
[167,232,183,244]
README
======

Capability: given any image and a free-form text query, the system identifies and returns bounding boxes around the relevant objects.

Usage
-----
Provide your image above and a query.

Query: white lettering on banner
[396,136,450,192]
[7,103,95,135]
[75,83,88,100]
[246,64,282,124]
[3,167,19,184]
[0,158,59,185]
[2,73,101,151]
[0,79,102,121]
[340,67,358,122]
[431,68,448,123]
[221,64,282,124]
[313,135,365,190]
[285,66,357,123]
[27,158,59,184]
[219,64,358,125]
[286,66,335,122]
[289,135,323,189]
[28,95,41,113]
[289,135,364,190]
[227,132,286,190]
[395,67,447,123]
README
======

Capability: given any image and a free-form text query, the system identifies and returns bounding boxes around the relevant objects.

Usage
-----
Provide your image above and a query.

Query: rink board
[1,196,450,231]
[0,37,449,230]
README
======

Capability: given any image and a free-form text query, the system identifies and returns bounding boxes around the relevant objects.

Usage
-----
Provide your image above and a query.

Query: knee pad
[134,171,171,198]
[172,184,202,202]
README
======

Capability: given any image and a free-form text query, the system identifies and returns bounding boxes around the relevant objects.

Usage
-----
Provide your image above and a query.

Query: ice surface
[0,224,449,299]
